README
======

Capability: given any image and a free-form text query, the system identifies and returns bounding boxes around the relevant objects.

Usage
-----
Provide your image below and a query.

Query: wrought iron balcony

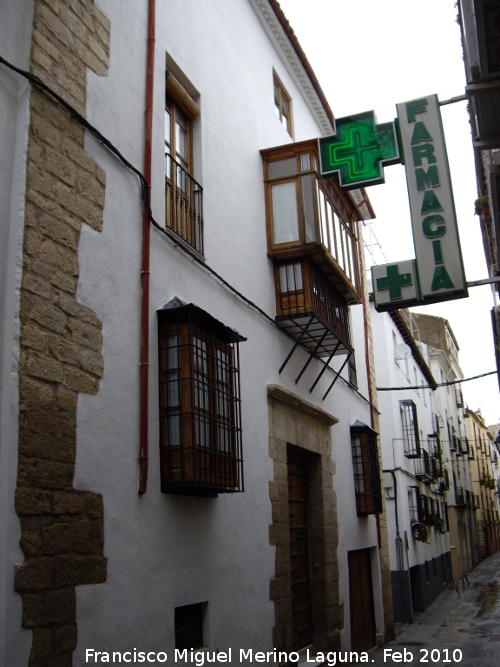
[274,258,353,396]
[455,487,466,506]
[275,258,351,352]
[401,400,420,459]
[165,154,204,254]
[415,449,435,483]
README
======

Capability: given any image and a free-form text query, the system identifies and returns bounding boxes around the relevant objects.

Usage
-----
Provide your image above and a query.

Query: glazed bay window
[351,422,382,516]
[261,139,361,305]
[158,298,245,495]
[261,140,364,393]
[165,70,203,254]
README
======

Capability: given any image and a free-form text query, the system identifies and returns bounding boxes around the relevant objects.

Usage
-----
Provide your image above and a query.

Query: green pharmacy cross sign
[318,111,400,189]
[376,264,413,300]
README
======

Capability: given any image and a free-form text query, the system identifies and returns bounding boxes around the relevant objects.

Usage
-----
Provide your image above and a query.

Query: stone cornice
[267,384,339,425]
[249,0,334,135]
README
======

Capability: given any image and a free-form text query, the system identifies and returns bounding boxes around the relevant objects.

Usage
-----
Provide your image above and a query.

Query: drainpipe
[139,0,156,494]
[357,222,382,547]
[357,221,375,428]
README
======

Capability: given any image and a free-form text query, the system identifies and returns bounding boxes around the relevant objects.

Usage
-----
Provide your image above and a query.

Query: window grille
[158,299,245,495]
[408,486,420,524]
[348,353,358,388]
[415,449,434,482]
[441,502,449,531]
[350,422,382,516]
[400,400,420,458]
[428,435,442,477]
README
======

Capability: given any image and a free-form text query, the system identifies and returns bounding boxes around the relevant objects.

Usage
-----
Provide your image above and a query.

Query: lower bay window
[158,298,245,495]
[351,421,382,516]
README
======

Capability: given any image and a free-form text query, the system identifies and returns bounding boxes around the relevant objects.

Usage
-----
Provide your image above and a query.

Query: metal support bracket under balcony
[277,311,352,400]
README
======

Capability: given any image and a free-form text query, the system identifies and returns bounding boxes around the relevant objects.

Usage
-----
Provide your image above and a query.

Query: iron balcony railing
[275,257,351,351]
[165,153,204,254]
[401,400,420,459]
[455,486,466,506]
[415,449,435,482]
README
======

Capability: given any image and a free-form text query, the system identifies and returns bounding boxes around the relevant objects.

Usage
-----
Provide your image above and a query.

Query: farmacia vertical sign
[397,95,468,303]
[372,95,468,312]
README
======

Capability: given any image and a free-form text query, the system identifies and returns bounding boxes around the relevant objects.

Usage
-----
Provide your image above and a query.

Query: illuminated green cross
[319,111,400,189]
[376,264,413,300]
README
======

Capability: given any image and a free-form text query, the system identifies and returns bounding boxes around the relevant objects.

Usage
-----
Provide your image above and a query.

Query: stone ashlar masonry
[268,385,342,653]
[14,1,110,665]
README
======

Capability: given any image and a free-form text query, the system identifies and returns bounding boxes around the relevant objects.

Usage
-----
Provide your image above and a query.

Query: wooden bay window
[351,421,382,516]
[158,298,245,495]
[261,139,361,305]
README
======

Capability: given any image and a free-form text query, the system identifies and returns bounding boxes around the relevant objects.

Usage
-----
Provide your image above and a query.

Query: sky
[278,0,500,425]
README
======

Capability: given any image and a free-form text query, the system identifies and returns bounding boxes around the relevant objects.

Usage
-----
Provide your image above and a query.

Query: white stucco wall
[0,0,380,658]
[0,2,35,665]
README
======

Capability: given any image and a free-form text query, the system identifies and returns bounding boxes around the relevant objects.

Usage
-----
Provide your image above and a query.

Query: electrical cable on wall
[0,54,378,412]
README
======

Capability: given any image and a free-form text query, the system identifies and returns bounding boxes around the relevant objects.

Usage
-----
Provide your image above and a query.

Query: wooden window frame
[273,73,293,136]
[401,399,421,459]
[164,70,203,254]
[351,423,382,516]
[260,140,362,305]
[165,96,192,177]
[158,301,245,495]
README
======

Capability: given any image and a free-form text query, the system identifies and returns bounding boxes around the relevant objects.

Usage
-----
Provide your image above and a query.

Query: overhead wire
[377,369,497,392]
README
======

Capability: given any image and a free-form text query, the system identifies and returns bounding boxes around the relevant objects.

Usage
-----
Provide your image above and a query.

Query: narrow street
[369,551,500,666]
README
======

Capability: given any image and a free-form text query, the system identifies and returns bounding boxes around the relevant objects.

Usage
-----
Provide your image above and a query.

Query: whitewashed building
[412,313,479,581]
[372,307,480,622]
[371,307,453,622]
[0,1,396,665]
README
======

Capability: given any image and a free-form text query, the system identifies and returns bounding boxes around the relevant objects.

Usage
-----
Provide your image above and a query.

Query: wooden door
[288,448,313,650]
[348,548,376,652]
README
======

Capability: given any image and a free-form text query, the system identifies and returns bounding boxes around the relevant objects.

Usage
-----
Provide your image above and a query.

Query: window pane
[166,370,179,406]
[194,337,208,373]
[344,228,352,280]
[165,109,171,144]
[176,122,188,161]
[195,413,210,448]
[332,212,341,265]
[282,111,289,132]
[301,174,316,243]
[166,413,180,447]
[271,181,299,244]
[167,334,179,367]
[318,188,328,248]
[165,149,171,179]
[326,200,335,256]
[279,262,303,292]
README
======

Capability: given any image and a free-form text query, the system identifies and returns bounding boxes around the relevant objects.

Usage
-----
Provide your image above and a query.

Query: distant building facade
[372,308,453,622]
[465,409,500,559]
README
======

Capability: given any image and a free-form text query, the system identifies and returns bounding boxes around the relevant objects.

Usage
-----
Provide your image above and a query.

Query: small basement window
[175,602,206,650]
[158,298,246,495]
